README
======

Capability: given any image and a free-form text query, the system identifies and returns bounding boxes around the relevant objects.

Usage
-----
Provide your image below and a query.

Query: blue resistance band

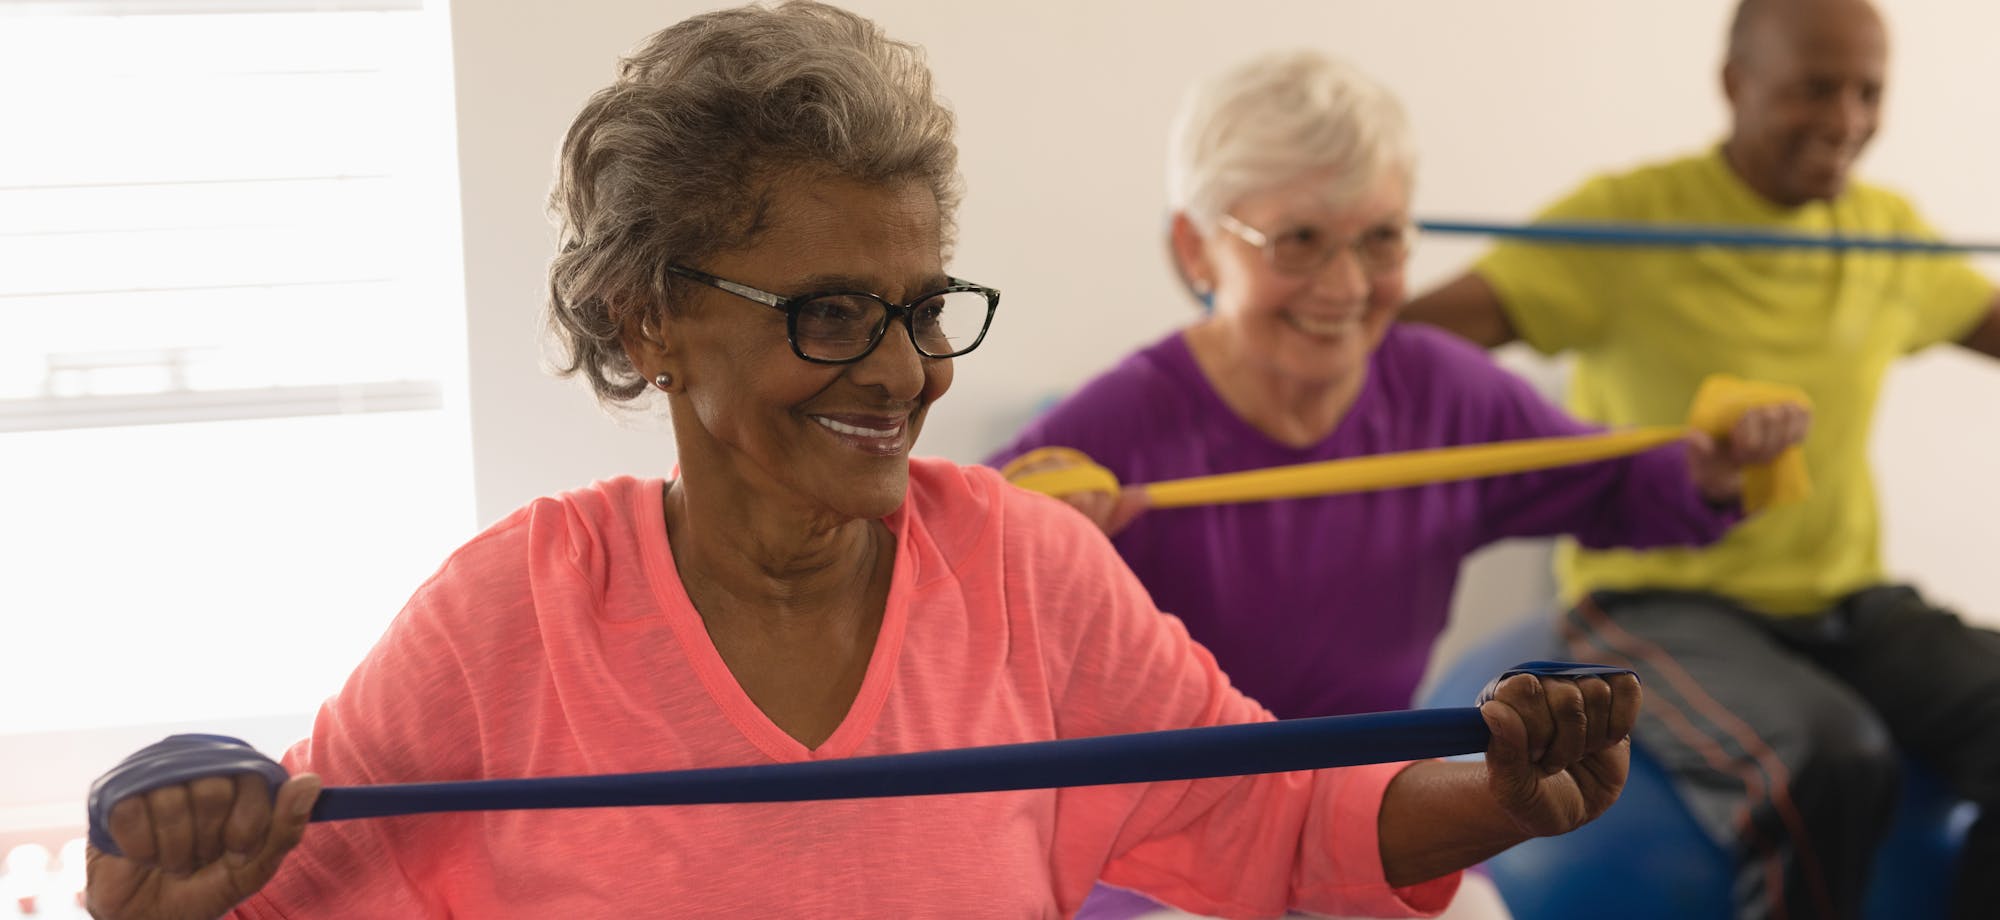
[1416,219,2000,255]
[87,662,1629,857]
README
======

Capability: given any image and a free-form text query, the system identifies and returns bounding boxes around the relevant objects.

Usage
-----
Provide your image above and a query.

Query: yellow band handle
[1004,373,1812,514]
[999,446,1124,497]
[1684,374,1813,511]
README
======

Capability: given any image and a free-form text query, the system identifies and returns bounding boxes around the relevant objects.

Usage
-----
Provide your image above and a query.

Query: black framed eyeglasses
[667,265,1001,365]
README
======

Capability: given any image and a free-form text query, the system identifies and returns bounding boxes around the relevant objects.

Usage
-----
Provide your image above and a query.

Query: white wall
[448,0,2000,669]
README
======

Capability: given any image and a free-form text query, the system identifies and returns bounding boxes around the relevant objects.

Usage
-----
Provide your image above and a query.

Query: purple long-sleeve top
[986,323,1738,719]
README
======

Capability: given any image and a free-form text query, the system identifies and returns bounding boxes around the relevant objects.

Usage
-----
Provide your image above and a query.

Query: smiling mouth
[811,414,910,455]
[1284,312,1362,338]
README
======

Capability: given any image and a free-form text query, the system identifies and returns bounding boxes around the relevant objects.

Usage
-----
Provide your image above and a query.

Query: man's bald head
[1727,0,1885,67]
[1721,0,1887,206]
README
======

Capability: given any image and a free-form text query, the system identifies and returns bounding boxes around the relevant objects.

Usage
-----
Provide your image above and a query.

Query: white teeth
[814,417,900,438]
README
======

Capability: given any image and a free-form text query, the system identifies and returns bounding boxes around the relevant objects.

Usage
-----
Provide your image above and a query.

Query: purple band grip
[87,734,290,856]
[1476,660,1639,705]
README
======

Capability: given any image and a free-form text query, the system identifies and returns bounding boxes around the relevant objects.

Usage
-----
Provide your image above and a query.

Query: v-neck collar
[1164,329,1381,461]
[633,479,911,763]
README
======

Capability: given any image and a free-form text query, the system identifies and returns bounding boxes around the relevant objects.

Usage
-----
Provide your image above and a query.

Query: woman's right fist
[86,741,320,920]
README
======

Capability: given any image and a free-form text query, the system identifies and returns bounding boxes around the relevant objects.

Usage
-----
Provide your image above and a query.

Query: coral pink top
[234,459,1456,918]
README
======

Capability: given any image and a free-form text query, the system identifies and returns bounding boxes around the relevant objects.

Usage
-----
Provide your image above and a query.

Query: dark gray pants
[1563,586,2000,920]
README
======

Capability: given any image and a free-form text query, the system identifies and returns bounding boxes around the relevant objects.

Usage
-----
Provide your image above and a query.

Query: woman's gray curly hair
[545,0,962,403]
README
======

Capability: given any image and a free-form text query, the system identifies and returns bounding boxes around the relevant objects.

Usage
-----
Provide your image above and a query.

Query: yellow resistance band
[1003,374,1812,514]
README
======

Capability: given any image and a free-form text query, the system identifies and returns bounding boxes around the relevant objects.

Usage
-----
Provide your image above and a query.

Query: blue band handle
[88,661,1633,856]
[1416,218,2000,255]
[1476,661,1635,705]
[86,734,291,854]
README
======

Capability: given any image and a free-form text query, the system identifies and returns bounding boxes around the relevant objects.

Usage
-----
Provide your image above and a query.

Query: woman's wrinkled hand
[1478,672,1641,838]
[86,773,321,920]
[1686,401,1812,503]
[1003,452,1150,536]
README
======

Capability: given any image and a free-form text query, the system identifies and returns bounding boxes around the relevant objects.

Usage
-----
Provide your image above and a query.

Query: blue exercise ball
[1420,617,1974,920]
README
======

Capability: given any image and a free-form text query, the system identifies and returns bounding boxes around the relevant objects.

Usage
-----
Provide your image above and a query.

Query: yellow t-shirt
[1478,147,1992,615]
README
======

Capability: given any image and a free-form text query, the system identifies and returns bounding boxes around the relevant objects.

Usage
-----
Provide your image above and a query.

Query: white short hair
[1166,50,1415,228]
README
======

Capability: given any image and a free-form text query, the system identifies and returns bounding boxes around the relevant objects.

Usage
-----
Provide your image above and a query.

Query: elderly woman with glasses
[86,9,1648,920]
[990,49,1807,920]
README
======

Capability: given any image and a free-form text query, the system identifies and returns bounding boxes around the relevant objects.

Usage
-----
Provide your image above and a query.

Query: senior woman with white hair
[989,50,1809,919]
[86,7,1641,919]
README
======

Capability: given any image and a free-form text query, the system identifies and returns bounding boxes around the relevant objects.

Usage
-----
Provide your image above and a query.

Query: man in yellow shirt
[1405,1,2000,917]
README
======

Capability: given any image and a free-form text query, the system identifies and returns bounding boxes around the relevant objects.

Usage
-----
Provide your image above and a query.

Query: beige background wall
[448,0,2000,670]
